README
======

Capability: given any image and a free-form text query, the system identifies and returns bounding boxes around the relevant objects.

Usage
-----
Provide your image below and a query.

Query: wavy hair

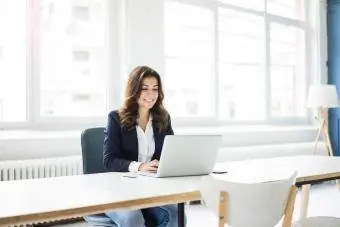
[118,66,170,132]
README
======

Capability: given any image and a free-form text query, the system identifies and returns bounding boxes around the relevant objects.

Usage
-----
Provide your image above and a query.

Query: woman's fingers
[139,161,159,172]
[150,160,159,167]
[146,165,158,172]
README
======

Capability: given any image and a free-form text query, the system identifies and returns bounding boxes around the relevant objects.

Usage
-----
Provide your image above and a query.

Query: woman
[85,66,180,227]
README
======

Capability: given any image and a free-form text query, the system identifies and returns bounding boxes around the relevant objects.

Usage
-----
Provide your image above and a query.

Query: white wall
[0,126,318,161]
[126,0,165,75]
[217,142,328,162]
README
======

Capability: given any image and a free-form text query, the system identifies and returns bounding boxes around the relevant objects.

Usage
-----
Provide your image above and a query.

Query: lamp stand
[313,107,334,156]
[313,107,339,189]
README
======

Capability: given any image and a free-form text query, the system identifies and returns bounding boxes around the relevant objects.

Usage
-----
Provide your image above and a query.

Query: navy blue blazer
[103,110,174,172]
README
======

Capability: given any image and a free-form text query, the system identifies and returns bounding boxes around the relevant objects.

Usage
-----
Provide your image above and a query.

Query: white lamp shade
[307,84,339,108]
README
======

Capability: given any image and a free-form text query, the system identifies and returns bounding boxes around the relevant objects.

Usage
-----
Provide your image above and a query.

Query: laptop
[138,134,222,178]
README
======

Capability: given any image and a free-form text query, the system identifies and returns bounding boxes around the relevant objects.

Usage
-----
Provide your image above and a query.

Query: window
[270,23,306,117]
[0,0,322,128]
[0,0,113,127]
[164,2,215,118]
[267,0,305,20]
[218,0,264,11]
[165,0,309,123]
[218,8,265,121]
[0,1,27,122]
[39,0,108,117]
[72,5,90,21]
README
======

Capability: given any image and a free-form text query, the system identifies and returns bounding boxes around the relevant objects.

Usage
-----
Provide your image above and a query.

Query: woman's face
[137,76,159,110]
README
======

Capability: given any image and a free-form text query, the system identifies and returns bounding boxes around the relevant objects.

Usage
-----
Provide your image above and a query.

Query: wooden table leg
[299,184,310,221]
[178,203,185,227]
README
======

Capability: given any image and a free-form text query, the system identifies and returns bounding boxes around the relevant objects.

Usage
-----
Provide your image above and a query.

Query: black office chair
[80,127,156,227]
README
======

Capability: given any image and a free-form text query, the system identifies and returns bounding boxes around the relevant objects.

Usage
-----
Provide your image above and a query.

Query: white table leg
[299,184,310,221]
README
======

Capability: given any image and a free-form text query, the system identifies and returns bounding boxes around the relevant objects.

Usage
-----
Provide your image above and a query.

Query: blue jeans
[84,204,183,227]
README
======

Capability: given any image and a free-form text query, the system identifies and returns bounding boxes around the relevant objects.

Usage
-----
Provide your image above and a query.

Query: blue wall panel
[328,0,340,156]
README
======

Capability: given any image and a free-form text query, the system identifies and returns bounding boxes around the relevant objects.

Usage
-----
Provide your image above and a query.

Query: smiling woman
[118,66,170,133]
[84,66,180,227]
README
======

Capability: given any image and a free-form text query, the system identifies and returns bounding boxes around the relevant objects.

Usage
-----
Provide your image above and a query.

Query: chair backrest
[200,171,297,227]
[81,127,107,174]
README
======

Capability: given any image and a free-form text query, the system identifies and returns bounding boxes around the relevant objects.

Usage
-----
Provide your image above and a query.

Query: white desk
[0,172,201,226]
[216,155,340,185]
[1,155,340,226]
[216,155,340,221]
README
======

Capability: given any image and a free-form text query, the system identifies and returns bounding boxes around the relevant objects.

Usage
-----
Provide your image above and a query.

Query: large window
[164,0,309,122]
[39,0,108,117]
[0,0,322,128]
[0,1,27,122]
[270,22,306,118]
[164,3,215,118]
[0,0,110,127]
[218,8,265,121]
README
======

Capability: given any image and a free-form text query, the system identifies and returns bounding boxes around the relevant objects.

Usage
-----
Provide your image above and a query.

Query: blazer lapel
[122,126,139,161]
[152,122,162,160]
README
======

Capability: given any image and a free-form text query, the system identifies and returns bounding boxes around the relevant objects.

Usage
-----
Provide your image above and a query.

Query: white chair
[200,171,297,227]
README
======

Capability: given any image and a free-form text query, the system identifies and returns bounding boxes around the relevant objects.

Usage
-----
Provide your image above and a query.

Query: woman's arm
[103,111,132,172]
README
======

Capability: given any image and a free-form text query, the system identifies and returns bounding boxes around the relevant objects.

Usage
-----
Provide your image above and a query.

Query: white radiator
[0,156,84,226]
[0,155,82,181]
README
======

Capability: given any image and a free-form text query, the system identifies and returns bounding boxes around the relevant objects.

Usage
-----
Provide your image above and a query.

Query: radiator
[0,155,82,181]
[0,156,84,226]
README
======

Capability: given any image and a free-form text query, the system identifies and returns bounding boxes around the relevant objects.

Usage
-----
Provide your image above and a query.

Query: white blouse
[128,116,155,172]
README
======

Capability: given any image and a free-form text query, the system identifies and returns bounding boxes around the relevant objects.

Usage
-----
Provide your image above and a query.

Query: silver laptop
[138,134,222,178]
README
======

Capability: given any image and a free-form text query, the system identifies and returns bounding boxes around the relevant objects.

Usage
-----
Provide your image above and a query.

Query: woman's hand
[138,159,159,172]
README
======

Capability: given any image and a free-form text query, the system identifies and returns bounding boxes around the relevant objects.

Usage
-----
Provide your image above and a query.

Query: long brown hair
[118,66,170,132]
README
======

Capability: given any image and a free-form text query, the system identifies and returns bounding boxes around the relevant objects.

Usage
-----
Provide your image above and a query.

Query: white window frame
[165,0,325,127]
[0,0,326,130]
[0,0,122,130]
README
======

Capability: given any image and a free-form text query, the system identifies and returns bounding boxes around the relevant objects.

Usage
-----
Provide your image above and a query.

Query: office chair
[81,127,157,227]
[81,127,116,226]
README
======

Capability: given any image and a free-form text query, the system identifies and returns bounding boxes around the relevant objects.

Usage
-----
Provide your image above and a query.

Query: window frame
[0,0,325,129]
[0,0,121,130]
[164,0,321,126]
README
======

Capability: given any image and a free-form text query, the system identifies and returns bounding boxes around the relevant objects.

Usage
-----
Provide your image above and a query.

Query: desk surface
[215,155,340,185]
[1,155,340,226]
[0,172,202,226]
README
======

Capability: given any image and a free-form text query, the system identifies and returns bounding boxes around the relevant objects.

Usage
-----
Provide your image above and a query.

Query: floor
[51,183,340,227]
